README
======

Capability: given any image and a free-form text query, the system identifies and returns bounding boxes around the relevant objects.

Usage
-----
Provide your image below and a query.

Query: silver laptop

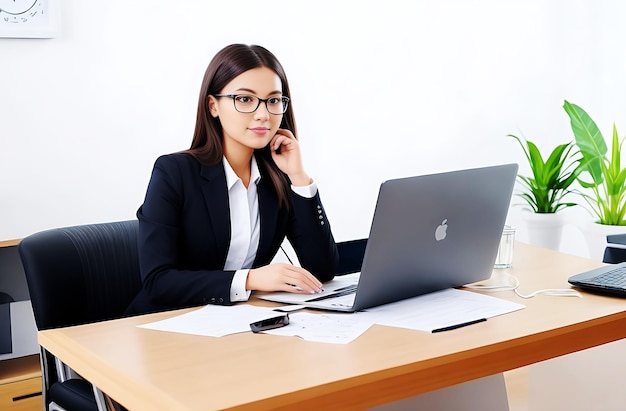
[259,163,519,312]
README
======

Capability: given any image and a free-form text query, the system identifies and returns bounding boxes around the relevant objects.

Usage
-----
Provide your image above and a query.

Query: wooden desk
[0,239,21,248]
[37,243,626,410]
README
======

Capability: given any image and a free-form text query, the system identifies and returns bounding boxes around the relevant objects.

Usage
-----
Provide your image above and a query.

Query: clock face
[0,0,42,23]
[0,0,55,38]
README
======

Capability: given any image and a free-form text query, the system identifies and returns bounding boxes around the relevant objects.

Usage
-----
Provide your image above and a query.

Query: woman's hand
[270,129,311,186]
[246,263,324,294]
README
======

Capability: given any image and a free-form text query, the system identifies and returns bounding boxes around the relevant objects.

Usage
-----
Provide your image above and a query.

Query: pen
[287,283,324,293]
[431,318,487,333]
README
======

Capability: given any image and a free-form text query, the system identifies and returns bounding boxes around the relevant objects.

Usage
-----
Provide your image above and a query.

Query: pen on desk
[431,318,487,333]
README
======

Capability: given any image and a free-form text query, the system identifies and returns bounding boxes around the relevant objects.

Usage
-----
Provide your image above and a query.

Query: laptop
[568,262,626,296]
[259,163,519,312]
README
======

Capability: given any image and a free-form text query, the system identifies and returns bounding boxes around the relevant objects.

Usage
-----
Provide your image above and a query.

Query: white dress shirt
[223,156,317,302]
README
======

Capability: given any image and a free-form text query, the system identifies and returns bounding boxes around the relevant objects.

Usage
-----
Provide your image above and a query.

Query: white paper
[363,288,525,332]
[138,304,277,337]
[138,288,525,343]
[264,311,375,344]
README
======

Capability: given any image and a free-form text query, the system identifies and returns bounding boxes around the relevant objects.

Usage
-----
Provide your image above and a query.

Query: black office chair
[19,220,141,411]
[336,238,367,275]
[603,234,626,264]
[0,291,14,304]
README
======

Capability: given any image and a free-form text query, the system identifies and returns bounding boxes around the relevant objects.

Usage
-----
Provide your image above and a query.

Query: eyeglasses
[213,94,290,115]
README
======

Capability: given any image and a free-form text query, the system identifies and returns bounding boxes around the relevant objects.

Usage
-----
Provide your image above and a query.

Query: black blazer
[125,153,338,315]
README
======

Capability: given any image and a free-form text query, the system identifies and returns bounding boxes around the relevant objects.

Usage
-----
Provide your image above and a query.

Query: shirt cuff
[291,179,318,198]
[230,269,252,302]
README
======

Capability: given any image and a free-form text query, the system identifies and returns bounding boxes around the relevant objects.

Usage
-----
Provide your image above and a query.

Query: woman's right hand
[246,263,324,294]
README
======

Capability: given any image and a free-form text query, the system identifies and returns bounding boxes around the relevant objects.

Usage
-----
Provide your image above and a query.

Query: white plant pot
[579,221,626,261]
[522,212,566,251]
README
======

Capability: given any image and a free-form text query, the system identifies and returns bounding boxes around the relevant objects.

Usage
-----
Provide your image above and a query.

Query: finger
[283,269,323,293]
[281,263,320,282]
[271,134,292,152]
[285,273,322,292]
[284,282,318,294]
[276,128,295,139]
[284,283,312,294]
[272,129,297,150]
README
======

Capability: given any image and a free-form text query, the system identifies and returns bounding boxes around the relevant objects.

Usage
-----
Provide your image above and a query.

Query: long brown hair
[185,44,296,209]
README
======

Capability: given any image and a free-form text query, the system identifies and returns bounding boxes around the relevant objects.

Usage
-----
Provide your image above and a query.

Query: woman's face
[209,67,284,156]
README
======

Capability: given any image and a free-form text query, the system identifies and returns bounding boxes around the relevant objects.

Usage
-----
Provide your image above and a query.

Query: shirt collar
[223,155,261,190]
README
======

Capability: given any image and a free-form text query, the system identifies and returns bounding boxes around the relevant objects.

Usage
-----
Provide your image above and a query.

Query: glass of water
[494,226,516,269]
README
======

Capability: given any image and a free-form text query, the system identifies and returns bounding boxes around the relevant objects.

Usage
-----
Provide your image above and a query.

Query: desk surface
[0,239,20,248]
[38,243,626,410]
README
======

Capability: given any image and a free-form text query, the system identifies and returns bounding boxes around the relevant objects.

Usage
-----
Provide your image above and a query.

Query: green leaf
[526,140,545,182]
[609,124,621,180]
[563,100,607,185]
[507,133,580,214]
[565,101,626,225]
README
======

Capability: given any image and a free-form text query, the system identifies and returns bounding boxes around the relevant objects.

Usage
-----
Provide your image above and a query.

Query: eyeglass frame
[212,93,290,115]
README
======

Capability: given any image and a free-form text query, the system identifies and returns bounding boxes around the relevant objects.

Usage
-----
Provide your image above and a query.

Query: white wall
[1,0,625,259]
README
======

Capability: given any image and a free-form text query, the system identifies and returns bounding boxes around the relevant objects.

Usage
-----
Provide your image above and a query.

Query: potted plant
[506,133,582,250]
[563,100,626,259]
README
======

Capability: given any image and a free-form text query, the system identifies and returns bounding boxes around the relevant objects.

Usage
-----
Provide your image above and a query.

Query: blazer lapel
[199,163,231,261]
[256,178,280,264]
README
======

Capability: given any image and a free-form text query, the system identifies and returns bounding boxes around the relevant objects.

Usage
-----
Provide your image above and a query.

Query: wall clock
[0,0,59,38]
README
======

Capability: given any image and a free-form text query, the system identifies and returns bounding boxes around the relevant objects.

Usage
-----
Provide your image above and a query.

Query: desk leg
[103,392,127,411]
[369,373,509,411]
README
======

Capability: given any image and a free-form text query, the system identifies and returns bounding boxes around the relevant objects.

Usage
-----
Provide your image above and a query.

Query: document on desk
[137,289,524,342]
[138,304,375,343]
[363,288,525,332]
[138,304,279,337]
[263,311,374,344]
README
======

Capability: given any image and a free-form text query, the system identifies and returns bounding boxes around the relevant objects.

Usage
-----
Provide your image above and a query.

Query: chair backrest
[19,220,142,330]
[336,239,367,276]
[19,220,142,410]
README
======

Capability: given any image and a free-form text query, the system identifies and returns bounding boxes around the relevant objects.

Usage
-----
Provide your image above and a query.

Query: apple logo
[435,219,448,241]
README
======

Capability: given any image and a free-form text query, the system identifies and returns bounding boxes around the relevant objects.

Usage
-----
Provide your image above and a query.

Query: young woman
[125,44,339,315]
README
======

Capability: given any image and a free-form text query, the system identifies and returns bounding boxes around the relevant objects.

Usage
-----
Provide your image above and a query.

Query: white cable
[464,272,582,298]
[464,272,519,292]
[513,287,581,299]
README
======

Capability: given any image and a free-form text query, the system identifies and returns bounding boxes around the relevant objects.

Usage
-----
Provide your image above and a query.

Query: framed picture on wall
[0,0,59,38]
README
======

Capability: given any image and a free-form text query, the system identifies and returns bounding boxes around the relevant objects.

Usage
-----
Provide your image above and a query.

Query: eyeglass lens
[233,95,289,114]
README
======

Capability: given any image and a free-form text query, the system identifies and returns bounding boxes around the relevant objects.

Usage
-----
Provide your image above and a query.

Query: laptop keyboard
[588,266,626,288]
[305,284,358,302]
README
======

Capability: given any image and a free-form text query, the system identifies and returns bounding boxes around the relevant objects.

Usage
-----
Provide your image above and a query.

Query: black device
[250,314,289,333]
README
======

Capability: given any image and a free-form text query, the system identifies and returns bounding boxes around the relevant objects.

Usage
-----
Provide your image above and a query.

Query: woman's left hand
[270,129,310,186]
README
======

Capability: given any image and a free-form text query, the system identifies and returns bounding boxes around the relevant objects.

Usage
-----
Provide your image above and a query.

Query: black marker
[432,318,487,333]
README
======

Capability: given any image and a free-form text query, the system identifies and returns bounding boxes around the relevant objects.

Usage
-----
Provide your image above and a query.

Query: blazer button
[211,297,216,303]
[219,298,224,303]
